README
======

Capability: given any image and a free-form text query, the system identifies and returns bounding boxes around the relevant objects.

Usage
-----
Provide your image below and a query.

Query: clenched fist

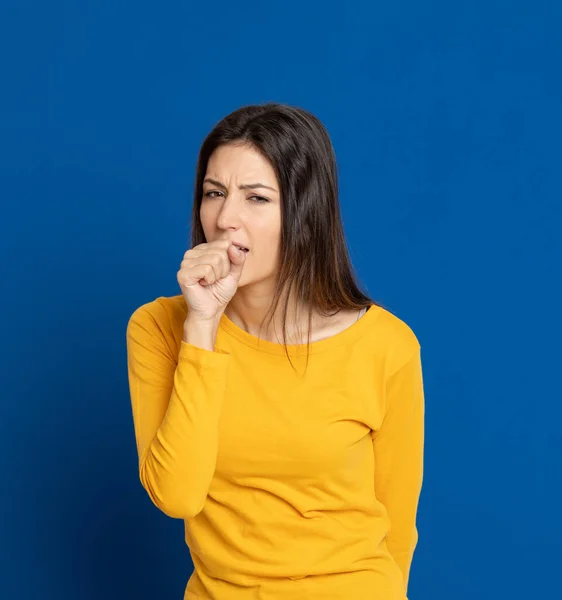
[177,240,248,322]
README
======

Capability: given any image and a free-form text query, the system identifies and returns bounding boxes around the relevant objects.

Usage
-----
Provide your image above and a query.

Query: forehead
[206,144,277,180]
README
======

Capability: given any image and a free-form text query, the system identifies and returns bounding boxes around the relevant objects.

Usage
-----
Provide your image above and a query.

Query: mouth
[233,244,250,253]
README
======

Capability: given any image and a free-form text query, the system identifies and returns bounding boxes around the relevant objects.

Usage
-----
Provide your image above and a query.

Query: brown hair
[190,102,383,373]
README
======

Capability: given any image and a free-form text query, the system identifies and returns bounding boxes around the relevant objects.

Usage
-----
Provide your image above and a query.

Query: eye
[203,191,269,204]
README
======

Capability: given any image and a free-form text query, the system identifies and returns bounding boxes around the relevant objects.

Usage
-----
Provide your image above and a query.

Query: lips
[233,244,249,252]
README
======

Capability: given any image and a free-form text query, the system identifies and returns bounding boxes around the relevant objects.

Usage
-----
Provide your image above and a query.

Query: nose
[216,192,244,230]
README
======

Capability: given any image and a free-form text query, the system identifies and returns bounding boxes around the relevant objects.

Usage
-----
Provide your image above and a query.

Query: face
[200,143,282,288]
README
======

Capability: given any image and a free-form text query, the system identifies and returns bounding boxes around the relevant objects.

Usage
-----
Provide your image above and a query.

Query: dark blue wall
[1,1,560,598]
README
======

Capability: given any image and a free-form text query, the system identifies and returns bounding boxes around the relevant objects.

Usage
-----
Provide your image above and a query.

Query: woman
[126,102,425,599]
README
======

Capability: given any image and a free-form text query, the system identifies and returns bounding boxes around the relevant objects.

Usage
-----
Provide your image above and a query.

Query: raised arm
[126,305,231,519]
[372,346,425,594]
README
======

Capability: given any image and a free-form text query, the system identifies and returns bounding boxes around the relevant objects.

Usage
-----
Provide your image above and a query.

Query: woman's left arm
[372,346,425,595]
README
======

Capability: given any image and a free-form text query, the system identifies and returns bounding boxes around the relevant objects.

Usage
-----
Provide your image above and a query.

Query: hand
[177,240,247,321]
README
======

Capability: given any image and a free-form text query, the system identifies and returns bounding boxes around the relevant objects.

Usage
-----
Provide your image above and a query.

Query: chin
[237,271,257,288]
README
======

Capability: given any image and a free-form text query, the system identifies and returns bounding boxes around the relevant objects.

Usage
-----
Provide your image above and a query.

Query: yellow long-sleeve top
[126,294,425,600]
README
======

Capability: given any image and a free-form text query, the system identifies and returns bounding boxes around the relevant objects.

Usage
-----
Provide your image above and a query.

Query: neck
[224,286,316,344]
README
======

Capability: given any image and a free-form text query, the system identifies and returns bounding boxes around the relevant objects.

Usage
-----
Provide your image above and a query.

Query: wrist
[184,313,222,331]
[183,315,221,350]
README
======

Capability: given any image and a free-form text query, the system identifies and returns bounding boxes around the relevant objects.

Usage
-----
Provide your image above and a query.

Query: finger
[179,263,214,287]
[227,244,247,280]
[184,253,224,282]
[186,239,230,255]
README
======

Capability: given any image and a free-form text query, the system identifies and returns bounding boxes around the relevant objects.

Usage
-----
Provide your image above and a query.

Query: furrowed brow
[203,178,277,193]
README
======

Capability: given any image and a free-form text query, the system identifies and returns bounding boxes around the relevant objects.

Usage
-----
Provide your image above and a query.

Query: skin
[200,142,362,344]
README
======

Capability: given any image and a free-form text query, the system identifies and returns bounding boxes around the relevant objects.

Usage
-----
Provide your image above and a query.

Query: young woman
[126,103,425,599]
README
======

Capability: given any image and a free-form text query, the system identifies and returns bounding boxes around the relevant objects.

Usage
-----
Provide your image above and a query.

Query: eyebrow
[203,177,278,193]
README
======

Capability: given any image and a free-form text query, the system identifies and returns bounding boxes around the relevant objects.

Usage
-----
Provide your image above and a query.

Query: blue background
[1,1,560,598]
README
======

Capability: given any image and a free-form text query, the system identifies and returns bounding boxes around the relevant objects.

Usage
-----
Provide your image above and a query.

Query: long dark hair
[190,102,382,372]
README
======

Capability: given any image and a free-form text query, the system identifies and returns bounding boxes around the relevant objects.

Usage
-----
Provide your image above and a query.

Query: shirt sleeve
[372,346,425,595]
[126,306,231,519]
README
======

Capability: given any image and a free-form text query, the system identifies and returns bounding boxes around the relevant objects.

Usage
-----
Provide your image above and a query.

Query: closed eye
[203,191,269,204]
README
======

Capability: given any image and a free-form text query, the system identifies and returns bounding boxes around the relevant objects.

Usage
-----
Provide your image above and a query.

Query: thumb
[228,245,247,281]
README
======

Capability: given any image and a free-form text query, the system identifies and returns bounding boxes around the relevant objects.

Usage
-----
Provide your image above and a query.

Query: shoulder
[366,304,421,376]
[128,294,186,326]
[126,294,186,355]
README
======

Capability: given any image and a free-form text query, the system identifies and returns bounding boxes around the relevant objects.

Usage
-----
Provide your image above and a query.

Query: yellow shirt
[126,294,425,600]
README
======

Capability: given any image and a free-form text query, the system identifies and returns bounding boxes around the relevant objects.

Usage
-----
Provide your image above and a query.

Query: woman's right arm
[126,304,231,519]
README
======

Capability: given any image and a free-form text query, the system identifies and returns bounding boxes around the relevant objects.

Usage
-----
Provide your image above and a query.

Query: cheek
[199,205,213,225]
